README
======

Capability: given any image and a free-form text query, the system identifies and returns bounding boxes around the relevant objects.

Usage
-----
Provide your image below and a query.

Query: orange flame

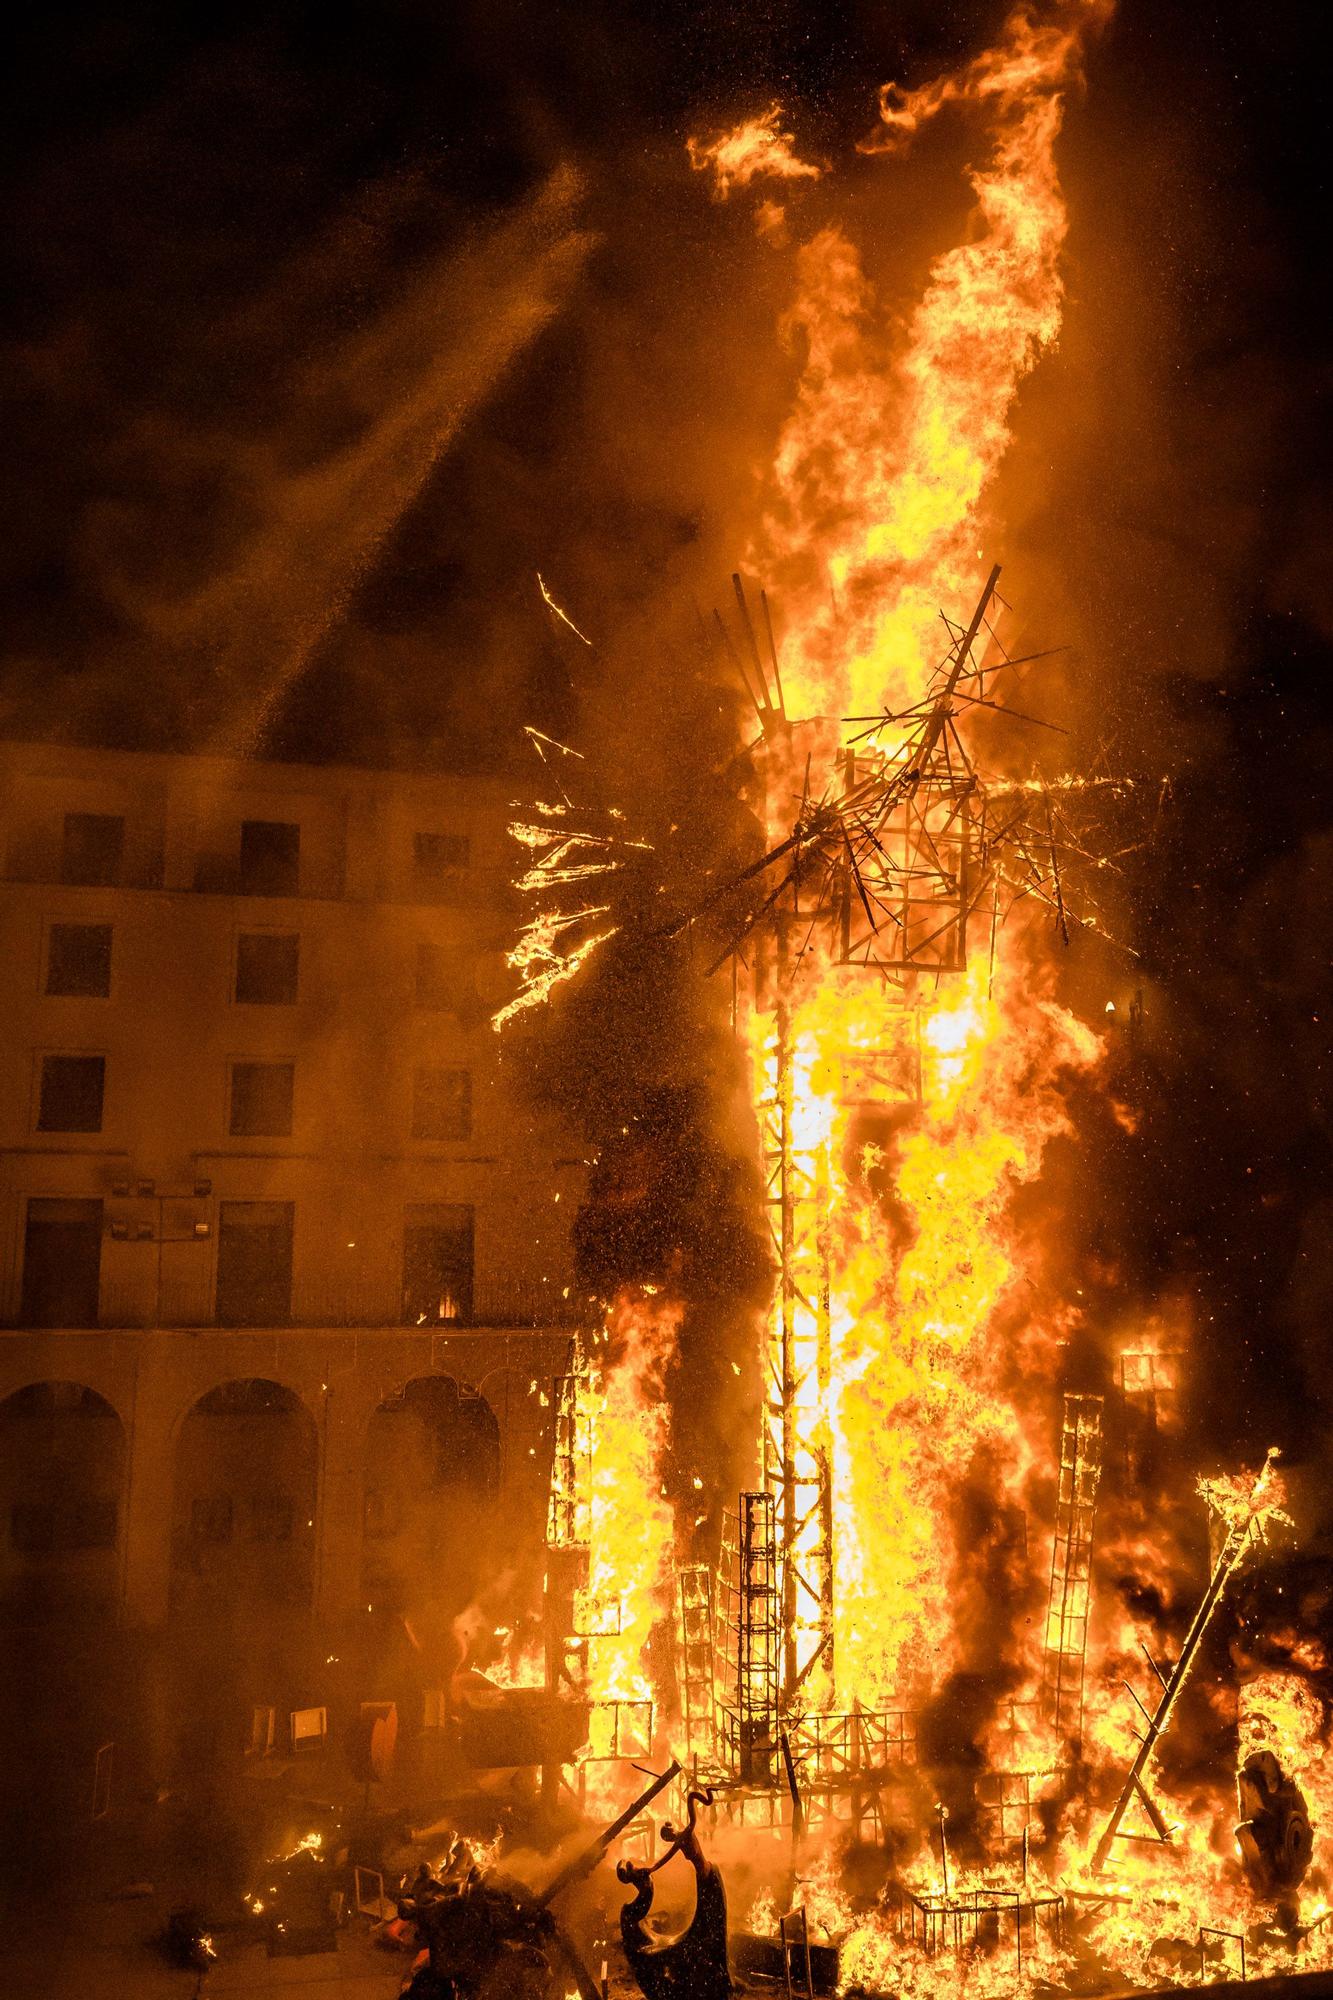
[738,0,1112,1718]
[687,103,822,200]
[582,1288,680,1714]
[676,2,1332,1986]
[758,0,1111,722]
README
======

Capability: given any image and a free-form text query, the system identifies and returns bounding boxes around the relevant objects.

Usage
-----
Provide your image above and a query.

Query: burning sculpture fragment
[1235,1753,1313,1906]
[0,0,1318,1981]
[617,1787,733,2000]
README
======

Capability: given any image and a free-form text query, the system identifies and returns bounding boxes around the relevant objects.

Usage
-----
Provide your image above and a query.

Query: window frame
[233,929,300,1006]
[59,812,126,888]
[44,920,113,999]
[410,1064,473,1143]
[214,1199,296,1327]
[227,1059,296,1139]
[400,1201,475,1326]
[238,818,301,898]
[33,1051,107,1134]
[20,1196,104,1327]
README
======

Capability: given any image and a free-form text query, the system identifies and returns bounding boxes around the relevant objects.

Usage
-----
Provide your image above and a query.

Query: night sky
[4,1,1329,1493]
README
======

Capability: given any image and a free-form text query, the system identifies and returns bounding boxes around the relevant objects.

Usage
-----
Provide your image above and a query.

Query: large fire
[729,0,1112,1730]
[496,0,1331,1991]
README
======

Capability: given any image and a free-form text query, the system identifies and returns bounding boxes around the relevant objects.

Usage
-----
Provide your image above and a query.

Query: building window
[60,813,124,887]
[46,923,112,998]
[412,1066,471,1141]
[239,819,300,897]
[401,1204,474,1324]
[215,1201,294,1326]
[37,1054,105,1132]
[20,1198,103,1327]
[235,933,299,1005]
[229,1061,294,1137]
[413,831,470,878]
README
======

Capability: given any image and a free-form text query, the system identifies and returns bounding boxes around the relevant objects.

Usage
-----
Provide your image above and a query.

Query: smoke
[991,11,1333,1504]
[125,168,593,757]
[6,157,593,757]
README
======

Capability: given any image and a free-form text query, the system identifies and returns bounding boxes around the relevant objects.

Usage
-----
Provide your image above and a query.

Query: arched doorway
[170,1379,317,1621]
[361,1376,500,1641]
[0,1383,125,1621]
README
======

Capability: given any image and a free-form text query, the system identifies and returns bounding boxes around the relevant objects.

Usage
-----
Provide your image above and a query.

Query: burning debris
[491,729,654,1030]
[617,1786,733,2000]
[686,103,823,203]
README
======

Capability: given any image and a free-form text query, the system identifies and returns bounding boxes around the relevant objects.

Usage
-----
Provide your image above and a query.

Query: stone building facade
[0,741,581,1813]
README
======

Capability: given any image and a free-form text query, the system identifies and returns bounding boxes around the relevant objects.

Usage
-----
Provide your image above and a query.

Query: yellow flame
[739,0,1110,1717]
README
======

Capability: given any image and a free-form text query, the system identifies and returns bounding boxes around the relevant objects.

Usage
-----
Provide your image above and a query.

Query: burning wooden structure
[506,545,1322,1992]
[484,0,1331,1980]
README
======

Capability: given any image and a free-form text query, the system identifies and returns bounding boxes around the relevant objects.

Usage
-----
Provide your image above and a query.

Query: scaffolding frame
[739,568,1007,1716]
[718,1493,781,1784]
[757,944,836,1704]
[787,1705,917,1778]
[677,1563,718,1768]
[531,570,1131,1771]
[583,1697,655,1763]
[1041,1393,1104,1750]
[975,1768,1058,1848]
[1118,1349,1183,1426]
[543,1361,594,1730]
[1092,1449,1286,1873]
[547,1368,592,1549]
[779,1906,816,2000]
[789,1705,920,1843]
[1118,1348,1185,1480]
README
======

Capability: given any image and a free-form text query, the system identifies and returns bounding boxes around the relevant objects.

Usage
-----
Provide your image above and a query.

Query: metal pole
[775,912,799,1698]
[535,1761,681,1909]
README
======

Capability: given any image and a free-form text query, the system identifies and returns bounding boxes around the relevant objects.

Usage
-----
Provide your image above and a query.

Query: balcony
[31,1274,582,1334]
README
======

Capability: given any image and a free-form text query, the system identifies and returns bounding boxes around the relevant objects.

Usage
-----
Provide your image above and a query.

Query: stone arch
[361,1374,500,1647]
[169,1378,318,1623]
[0,1383,126,1621]
[0,1357,132,1435]
[162,1366,317,1455]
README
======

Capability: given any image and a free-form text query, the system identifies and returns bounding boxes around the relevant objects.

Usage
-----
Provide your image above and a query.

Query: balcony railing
[14,1275,583,1334]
